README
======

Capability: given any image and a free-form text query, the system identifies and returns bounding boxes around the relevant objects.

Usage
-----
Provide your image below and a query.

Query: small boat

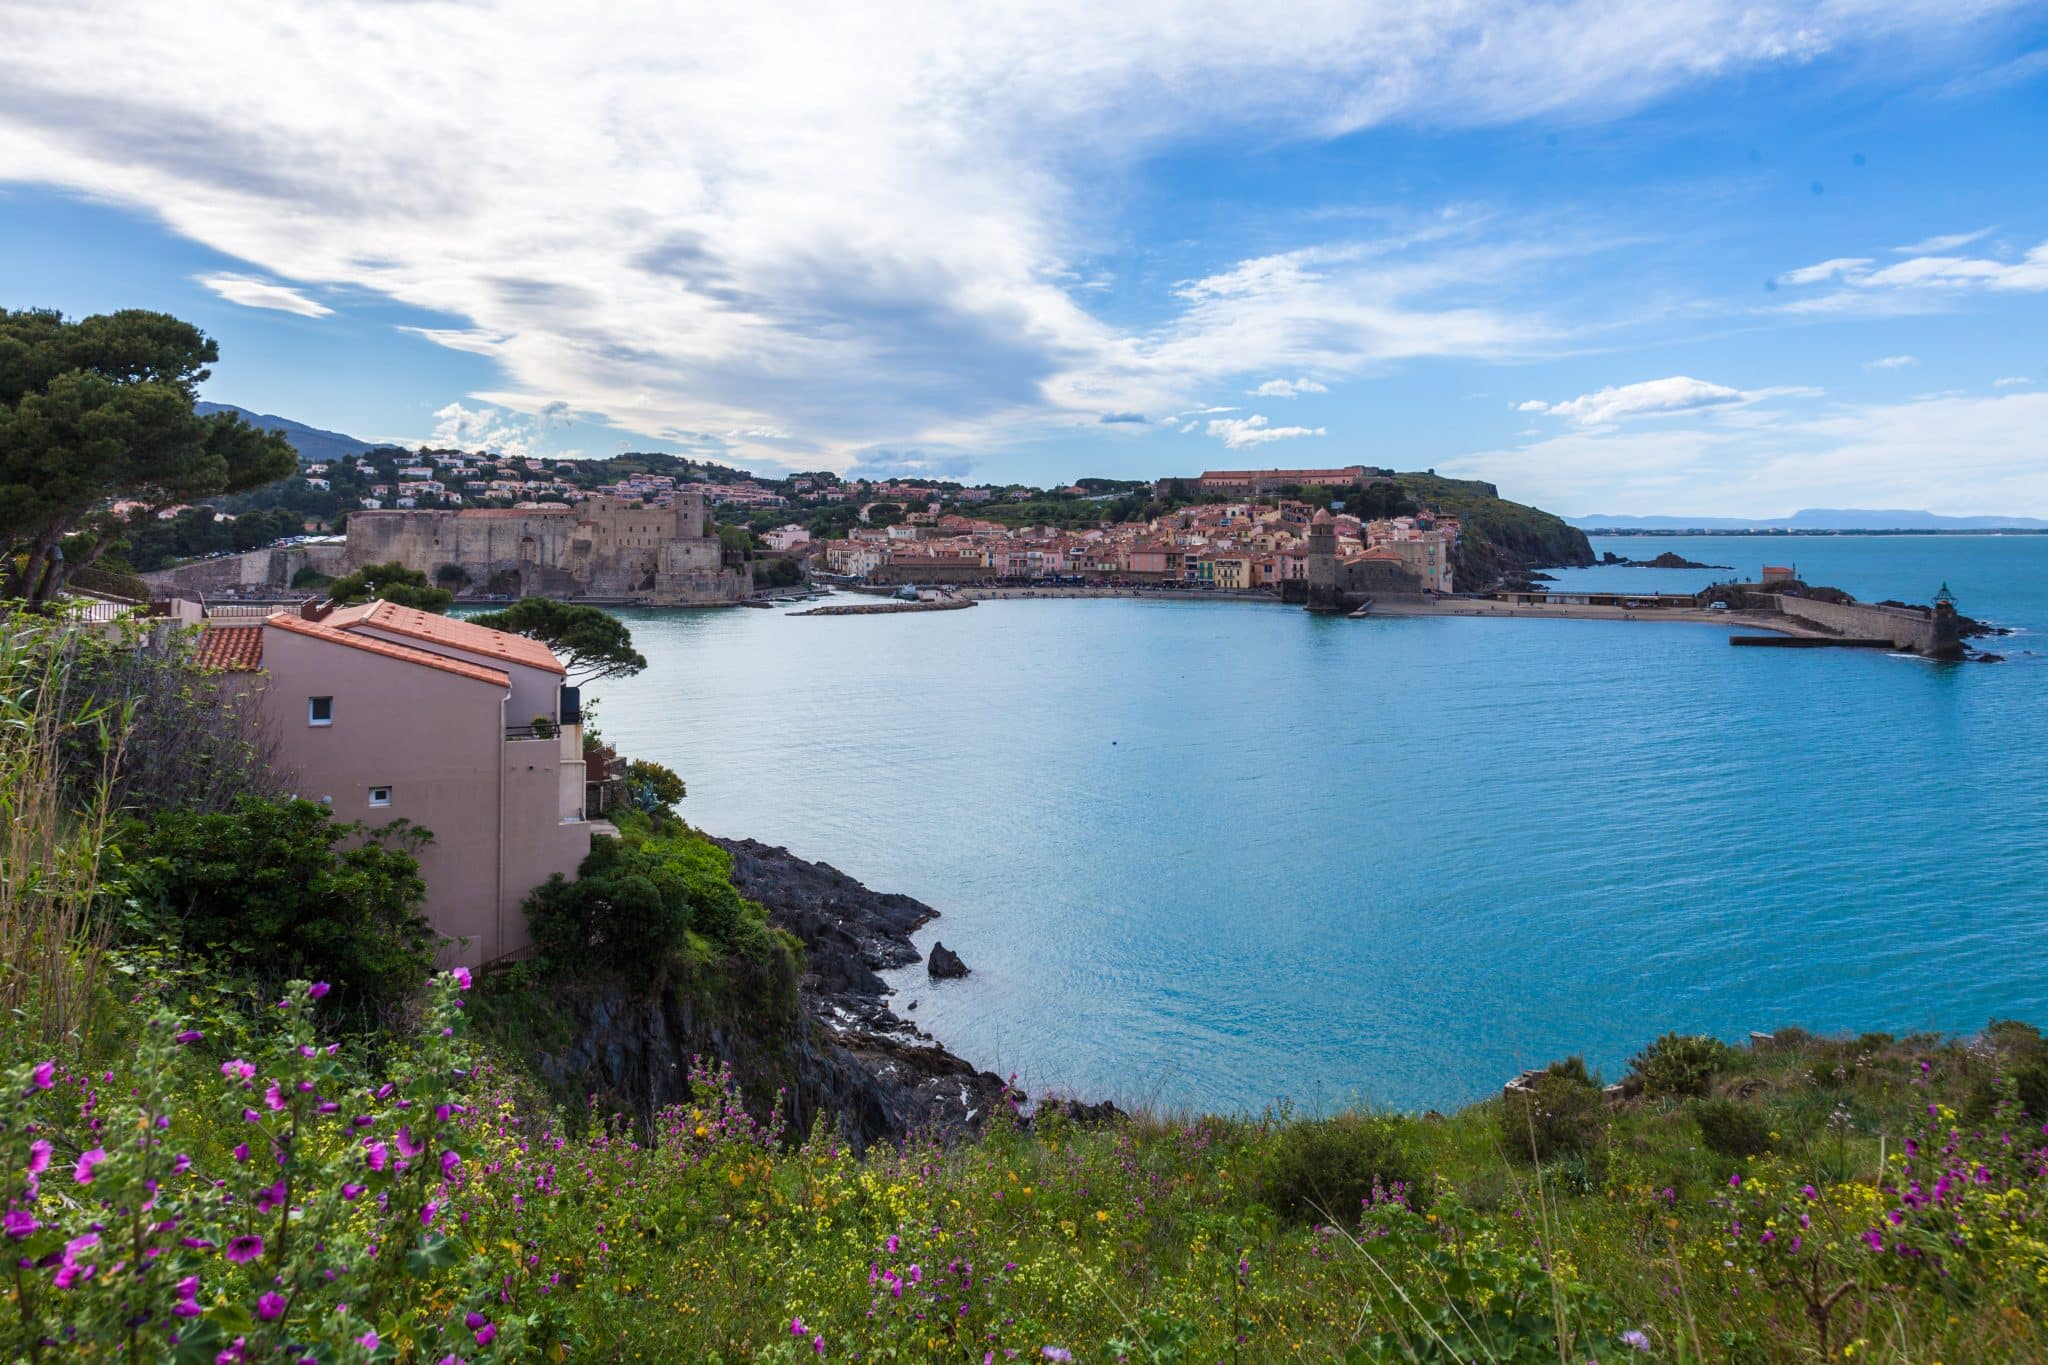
[1347,597,1376,618]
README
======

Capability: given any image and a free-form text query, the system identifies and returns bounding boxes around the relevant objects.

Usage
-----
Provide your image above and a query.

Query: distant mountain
[195,402,382,465]
[1570,509,2048,532]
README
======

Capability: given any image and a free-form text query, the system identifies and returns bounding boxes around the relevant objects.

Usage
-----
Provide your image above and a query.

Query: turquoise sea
[591,535,2048,1114]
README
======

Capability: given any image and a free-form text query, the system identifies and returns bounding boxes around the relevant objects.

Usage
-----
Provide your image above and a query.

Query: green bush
[1694,1097,1773,1159]
[122,795,434,1018]
[1632,1032,1735,1098]
[1255,1113,1425,1224]
[1498,1056,1606,1162]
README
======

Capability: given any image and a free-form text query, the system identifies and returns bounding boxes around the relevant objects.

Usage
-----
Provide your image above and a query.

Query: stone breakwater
[790,599,976,616]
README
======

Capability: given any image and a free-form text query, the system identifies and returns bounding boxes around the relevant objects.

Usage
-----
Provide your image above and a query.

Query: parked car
[1708,600,1729,611]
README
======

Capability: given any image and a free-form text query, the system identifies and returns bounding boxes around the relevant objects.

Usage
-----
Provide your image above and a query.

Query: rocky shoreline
[714,837,1020,1139]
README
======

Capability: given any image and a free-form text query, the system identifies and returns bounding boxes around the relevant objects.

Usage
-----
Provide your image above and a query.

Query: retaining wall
[1769,594,1939,652]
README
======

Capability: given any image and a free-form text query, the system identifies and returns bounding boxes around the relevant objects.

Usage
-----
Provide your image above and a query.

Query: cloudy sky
[2,1,2045,516]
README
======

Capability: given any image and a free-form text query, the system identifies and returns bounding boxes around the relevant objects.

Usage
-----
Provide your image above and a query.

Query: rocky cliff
[504,839,1013,1150]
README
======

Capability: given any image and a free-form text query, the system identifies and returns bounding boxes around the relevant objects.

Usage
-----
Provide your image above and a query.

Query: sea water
[590,534,2048,1113]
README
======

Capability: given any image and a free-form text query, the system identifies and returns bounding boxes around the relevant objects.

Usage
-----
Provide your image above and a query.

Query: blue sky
[2,2,2045,515]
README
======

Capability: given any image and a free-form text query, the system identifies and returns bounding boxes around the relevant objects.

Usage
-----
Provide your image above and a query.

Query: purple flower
[420,1201,439,1227]
[885,1234,900,1253]
[452,967,473,990]
[342,1184,366,1202]
[222,1060,255,1082]
[27,1140,50,1176]
[73,1148,107,1185]
[473,1323,496,1347]
[1043,1350,1073,1362]
[3,1210,37,1239]
[364,1141,389,1172]
[396,1127,425,1159]
[30,1061,54,1090]
[1728,1173,1741,1188]
[256,1292,287,1322]
[1621,1329,1651,1352]
[255,1181,288,1214]
[307,982,331,1000]
[355,1330,379,1351]
[225,1234,265,1263]
[174,1030,204,1045]
[790,1316,807,1337]
[264,1084,287,1112]
[441,1150,462,1178]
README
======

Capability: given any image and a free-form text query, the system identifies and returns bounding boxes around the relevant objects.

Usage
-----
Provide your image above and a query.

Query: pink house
[198,602,598,967]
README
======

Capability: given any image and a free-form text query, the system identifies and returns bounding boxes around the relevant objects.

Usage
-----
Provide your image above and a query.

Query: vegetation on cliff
[1394,470,1596,585]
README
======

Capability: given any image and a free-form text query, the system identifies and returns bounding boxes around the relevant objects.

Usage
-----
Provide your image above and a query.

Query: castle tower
[1305,508,1338,612]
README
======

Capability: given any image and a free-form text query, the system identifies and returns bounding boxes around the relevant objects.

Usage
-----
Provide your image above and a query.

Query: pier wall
[1768,595,1941,652]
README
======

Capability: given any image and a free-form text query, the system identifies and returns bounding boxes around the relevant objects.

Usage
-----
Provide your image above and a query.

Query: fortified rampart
[343,494,746,605]
[1768,594,1956,655]
[141,542,350,596]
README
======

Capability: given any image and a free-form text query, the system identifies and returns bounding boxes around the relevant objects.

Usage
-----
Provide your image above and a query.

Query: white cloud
[1442,391,2048,518]
[1777,238,2048,314]
[195,272,330,318]
[1204,414,1326,449]
[0,1,2018,467]
[1538,376,1746,426]
[1777,257,1872,286]
[1250,377,1328,397]
[428,402,551,459]
[1514,399,1551,412]
[1994,376,2032,388]
[1866,354,1918,369]
[1892,228,1992,254]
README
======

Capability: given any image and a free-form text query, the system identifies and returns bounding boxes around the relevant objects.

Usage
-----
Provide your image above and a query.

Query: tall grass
[0,616,128,1051]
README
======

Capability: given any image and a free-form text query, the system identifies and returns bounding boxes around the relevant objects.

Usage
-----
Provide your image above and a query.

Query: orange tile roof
[193,625,264,672]
[328,601,566,675]
[266,613,511,688]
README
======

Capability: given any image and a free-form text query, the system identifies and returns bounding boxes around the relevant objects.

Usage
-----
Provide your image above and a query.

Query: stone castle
[1304,509,1423,612]
[345,494,747,604]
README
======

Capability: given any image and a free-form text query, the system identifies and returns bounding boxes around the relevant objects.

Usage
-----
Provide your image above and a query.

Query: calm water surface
[590,535,2048,1114]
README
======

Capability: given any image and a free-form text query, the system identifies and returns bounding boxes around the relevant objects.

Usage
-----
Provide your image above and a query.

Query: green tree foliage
[1254,1113,1426,1225]
[1693,1097,1774,1158]
[624,759,686,818]
[864,501,905,528]
[468,599,648,682]
[325,560,454,612]
[0,308,297,606]
[1631,1032,1736,1099]
[523,816,777,992]
[1498,1056,1608,1161]
[123,797,435,1018]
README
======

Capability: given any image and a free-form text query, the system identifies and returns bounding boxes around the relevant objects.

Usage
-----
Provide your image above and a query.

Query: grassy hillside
[1398,471,1596,586]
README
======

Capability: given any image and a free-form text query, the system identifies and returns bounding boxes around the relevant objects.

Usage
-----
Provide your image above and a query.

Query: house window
[308,696,334,726]
[368,786,392,808]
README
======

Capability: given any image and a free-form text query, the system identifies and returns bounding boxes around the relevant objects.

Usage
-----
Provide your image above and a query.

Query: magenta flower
[27,1139,50,1176]
[473,1323,496,1347]
[225,1234,265,1263]
[255,1181,288,1214]
[73,1148,107,1185]
[222,1060,255,1082]
[4,1210,37,1239]
[30,1061,54,1090]
[440,1150,462,1178]
[355,1330,379,1351]
[790,1317,807,1337]
[396,1127,425,1159]
[420,1201,438,1227]
[232,1143,249,1163]
[1043,1350,1073,1362]
[364,1141,389,1172]
[256,1292,287,1322]
[342,1184,366,1202]
[264,1084,287,1112]
[174,1030,203,1045]
[307,982,331,1000]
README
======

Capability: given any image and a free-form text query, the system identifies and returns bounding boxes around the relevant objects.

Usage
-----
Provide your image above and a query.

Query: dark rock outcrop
[927,942,970,979]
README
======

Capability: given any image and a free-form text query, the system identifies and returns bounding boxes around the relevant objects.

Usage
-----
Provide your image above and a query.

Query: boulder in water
[927,942,970,979]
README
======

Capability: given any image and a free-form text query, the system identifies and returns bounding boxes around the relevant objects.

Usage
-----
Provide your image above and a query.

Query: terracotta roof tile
[266,613,511,688]
[193,625,264,672]
[330,600,566,675]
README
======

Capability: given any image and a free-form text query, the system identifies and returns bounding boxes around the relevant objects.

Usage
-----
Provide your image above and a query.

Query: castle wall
[343,493,744,604]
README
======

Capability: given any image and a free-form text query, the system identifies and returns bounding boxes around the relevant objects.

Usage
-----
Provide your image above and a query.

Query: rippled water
[589,535,2048,1114]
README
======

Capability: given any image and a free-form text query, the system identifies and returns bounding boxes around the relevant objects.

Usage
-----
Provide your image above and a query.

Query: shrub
[123,796,435,1019]
[1499,1056,1606,1162]
[1255,1113,1425,1224]
[524,867,687,992]
[1632,1032,1734,1098]
[626,758,687,819]
[1694,1097,1773,1159]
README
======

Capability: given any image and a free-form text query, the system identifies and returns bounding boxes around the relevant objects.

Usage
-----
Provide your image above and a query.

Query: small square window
[368,786,392,808]
[308,696,334,726]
